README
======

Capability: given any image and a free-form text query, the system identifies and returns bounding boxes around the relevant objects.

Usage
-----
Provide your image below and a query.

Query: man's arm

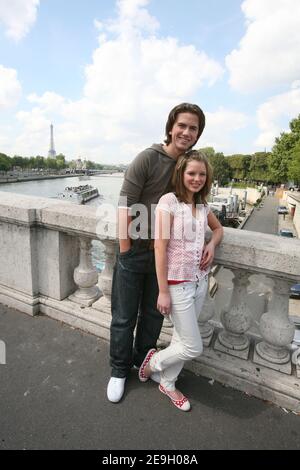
[118,207,132,253]
[117,150,151,251]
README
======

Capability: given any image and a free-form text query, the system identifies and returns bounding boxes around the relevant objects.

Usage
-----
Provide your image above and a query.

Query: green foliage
[85,160,94,169]
[208,152,232,185]
[249,152,271,183]
[269,114,300,183]
[288,141,300,183]
[198,147,216,159]
[55,154,67,170]
[253,197,262,207]
[226,154,251,180]
[11,155,25,168]
[0,153,12,171]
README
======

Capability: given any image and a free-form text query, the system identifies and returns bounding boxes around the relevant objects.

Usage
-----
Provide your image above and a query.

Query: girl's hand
[200,241,215,271]
[157,292,171,316]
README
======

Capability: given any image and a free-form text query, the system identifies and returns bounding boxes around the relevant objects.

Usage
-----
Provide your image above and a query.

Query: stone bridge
[0,191,299,412]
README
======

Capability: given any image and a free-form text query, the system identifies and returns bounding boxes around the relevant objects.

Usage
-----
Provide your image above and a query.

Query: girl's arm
[154,208,173,315]
[200,211,223,271]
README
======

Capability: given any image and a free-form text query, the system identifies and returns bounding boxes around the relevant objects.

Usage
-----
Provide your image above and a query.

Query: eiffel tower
[48,123,56,158]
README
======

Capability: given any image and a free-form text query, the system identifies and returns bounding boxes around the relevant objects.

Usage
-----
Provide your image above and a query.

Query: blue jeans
[110,243,163,378]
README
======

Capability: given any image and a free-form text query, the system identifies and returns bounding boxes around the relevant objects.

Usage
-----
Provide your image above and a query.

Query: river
[0,174,124,270]
[0,174,123,205]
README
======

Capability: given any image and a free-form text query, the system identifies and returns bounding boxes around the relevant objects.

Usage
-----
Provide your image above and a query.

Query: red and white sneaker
[159,384,191,412]
[139,348,156,382]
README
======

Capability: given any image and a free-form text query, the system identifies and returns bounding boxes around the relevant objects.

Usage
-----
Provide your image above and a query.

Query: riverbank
[0,174,84,184]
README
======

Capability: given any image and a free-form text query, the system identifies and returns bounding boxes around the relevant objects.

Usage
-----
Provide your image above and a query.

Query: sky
[0,0,300,164]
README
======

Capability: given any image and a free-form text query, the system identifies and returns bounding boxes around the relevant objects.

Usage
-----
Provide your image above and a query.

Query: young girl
[139,150,223,411]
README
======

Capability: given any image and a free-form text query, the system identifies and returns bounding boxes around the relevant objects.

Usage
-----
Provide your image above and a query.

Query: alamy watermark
[0,340,6,365]
[95,198,206,242]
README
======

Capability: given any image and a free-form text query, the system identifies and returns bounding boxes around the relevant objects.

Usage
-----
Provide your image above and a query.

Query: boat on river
[58,184,99,204]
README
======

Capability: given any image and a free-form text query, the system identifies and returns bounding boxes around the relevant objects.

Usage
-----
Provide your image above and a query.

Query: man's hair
[172,150,213,205]
[164,103,205,146]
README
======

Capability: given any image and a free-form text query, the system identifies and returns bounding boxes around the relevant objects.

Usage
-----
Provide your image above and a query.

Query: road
[242,195,278,234]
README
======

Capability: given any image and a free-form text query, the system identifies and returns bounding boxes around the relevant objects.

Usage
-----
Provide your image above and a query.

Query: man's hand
[119,239,131,254]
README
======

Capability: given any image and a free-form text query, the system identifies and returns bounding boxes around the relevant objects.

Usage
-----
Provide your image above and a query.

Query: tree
[29,157,36,169]
[56,154,67,170]
[85,160,94,169]
[288,141,300,184]
[0,153,12,171]
[227,154,251,180]
[199,147,216,158]
[11,155,25,169]
[249,152,271,183]
[269,114,300,183]
[208,152,232,185]
[45,157,57,170]
[35,156,46,169]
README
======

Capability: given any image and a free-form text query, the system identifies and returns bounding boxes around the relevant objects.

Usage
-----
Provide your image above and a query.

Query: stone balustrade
[0,191,300,412]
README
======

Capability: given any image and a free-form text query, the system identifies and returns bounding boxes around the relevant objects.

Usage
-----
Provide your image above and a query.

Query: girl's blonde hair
[172,150,213,205]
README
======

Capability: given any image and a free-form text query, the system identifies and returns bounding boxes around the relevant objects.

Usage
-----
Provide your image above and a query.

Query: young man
[107,103,206,403]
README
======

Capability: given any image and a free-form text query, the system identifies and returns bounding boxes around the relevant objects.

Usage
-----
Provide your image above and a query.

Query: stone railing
[0,191,300,412]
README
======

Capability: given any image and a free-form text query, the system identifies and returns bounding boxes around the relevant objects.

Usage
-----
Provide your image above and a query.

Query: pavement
[1,303,300,451]
[242,194,279,234]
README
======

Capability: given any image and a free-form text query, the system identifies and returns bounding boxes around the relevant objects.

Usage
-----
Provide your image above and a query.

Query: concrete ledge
[0,191,117,239]
[214,227,300,281]
[0,283,39,316]
[39,296,112,340]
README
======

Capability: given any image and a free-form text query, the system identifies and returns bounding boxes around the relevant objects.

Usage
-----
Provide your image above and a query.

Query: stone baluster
[93,239,117,313]
[215,268,252,359]
[254,277,295,373]
[69,237,100,306]
[198,291,215,347]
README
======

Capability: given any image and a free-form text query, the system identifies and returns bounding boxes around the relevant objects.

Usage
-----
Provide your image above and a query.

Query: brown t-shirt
[119,144,176,239]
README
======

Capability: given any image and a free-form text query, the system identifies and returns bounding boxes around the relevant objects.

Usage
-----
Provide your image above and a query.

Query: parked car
[278,228,294,237]
[277,206,289,214]
[290,284,300,299]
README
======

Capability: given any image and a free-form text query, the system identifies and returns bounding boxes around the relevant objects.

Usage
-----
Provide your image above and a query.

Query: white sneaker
[107,377,126,403]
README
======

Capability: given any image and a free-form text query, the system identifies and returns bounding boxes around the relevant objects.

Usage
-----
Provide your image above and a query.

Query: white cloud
[0,0,39,41]
[201,107,248,153]
[255,83,300,148]
[105,0,160,37]
[27,92,67,112]
[226,0,300,92]
[0,64,22,109]
[7,0,224,162]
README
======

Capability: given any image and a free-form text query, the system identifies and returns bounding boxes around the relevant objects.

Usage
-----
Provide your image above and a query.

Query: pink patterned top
[155,192,210,282]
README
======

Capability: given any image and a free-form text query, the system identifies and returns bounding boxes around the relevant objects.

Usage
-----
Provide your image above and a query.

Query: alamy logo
[0,340,6,365]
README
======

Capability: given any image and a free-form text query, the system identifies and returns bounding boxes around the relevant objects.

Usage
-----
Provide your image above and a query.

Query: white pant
[150,277,208,391]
